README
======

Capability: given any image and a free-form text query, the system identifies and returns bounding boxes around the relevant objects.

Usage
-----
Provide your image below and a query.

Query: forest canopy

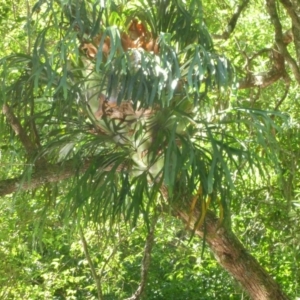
[0,0,300,299]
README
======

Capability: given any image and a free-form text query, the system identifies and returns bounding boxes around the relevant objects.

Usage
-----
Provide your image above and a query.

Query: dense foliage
[1,0,300,299]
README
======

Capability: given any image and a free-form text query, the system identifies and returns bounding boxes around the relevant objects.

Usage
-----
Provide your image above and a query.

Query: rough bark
[176,209,290,300]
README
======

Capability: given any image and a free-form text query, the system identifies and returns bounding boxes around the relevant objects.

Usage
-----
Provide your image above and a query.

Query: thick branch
[0,159,90,197]
[238,30,293,89]
[157,184,289,299]
[238,68,283,89]
[0,156,126,197]
[211,0,296,89]
[289,0,300,64]
[176,209,289,300]
[279,0,300,30]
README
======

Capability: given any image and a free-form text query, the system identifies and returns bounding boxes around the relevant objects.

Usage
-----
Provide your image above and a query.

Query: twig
[79,225,103,300]
[249,88,261,108]
[213,0,250,39]
[234,37,251,71]
[98,228,126,279]
[99,245,118,279]
[274,72,291,110]
[125,215,159,300]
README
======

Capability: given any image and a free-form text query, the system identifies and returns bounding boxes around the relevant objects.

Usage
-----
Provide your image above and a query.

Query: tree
[1,0,299,299]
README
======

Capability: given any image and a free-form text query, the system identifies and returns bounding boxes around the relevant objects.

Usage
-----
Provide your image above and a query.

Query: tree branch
[238,30,293,89]
[79,226,103,300]
[274,71,291,110]
[2,104,37,157]
[213,0,250,40]
[279,0,300,64]
[279,0,300,30]
[176,208,290,300]
[125,215,159,300]
[158,185,289,300]
[266,0,300,84]
[0,158,90,197]
[0,156,127,197]
[210,0,296,92]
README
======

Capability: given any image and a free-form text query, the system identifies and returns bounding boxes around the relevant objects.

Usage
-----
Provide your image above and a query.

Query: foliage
[0,0,300,299]
[0,193,244,300]
[0,0,278,225]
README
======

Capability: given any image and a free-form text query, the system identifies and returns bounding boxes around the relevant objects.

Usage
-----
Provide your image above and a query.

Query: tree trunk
[176,209,289,300]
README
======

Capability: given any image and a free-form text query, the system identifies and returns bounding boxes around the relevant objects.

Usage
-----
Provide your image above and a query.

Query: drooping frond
[0,0,283,226]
